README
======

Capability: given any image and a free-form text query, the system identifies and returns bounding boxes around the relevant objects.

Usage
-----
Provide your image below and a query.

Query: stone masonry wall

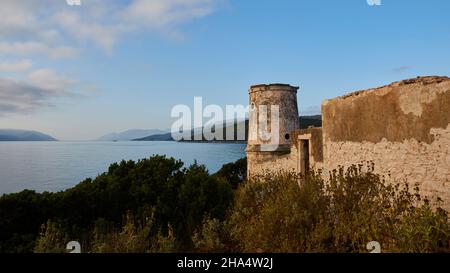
[292,128,323,170]
[248,84,299,147]
[322,76,450,209]
[247,145,299,178]
[323,124,450,207]
[247,84,300,178]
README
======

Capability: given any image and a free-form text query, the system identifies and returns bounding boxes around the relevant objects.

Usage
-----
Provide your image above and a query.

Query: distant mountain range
[96,129,168,141]
[134,115,322,142]
[0,129,57,141]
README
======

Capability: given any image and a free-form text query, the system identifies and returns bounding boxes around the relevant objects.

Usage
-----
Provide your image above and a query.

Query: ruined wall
[322,76,450,208]
[293,128,323,170]
[247,147,299,178]
[247,128,323,177]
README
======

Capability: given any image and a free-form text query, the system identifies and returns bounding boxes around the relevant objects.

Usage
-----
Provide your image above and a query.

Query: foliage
[214,157,247,189]
[1,157,449,253]
[224,165,450,253]
[192,217,230,252]
[0,155,235,253]
[91,211,176,253]
[34,220,68,253]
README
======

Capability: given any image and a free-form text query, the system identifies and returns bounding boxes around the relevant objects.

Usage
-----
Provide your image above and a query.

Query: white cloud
[0,1,38,37]
[0,60,33,72]
[123,0,216,28]
[0,0,221,116]
[0,69,77,116]
[0,78,51,115]
[0,0,220,54]
[27,69,75,94]
[0,41,78,59]
[50,10,127,53]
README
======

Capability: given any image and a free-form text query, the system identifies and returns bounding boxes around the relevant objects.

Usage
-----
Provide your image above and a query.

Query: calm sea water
[0,141,246,194]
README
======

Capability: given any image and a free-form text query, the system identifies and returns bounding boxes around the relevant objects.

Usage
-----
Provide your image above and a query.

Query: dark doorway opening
[300,140,310,175]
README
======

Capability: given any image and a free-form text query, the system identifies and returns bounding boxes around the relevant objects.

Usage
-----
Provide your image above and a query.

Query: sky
[0,0,449,140]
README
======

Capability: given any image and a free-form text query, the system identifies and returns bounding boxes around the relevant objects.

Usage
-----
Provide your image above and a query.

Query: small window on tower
[285,133,290,140]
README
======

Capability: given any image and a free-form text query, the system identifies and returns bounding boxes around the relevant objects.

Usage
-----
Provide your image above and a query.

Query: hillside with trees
[0,129,57,141]
[134,115,322,142]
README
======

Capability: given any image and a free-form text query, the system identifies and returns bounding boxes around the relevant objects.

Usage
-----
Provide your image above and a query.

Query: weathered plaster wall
[322,76,450,144]
[293,128,323,166]
[322,76,450,208]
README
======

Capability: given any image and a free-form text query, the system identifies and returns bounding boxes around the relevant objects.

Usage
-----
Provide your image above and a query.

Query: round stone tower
[246,83,300,177]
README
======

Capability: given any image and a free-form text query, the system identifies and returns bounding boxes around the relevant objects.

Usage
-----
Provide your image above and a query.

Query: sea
[0,141,246,194]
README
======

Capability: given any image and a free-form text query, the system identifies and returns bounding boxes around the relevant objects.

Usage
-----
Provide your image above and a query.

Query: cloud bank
[0,73,74,116]
[0,0,219,53]
[0,0,220,116]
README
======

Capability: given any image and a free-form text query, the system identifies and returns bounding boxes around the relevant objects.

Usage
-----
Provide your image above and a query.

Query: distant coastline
[133,115,322,143]
[0,129,57,141]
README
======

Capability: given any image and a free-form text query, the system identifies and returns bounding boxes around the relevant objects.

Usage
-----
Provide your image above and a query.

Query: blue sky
[1,0,449,140]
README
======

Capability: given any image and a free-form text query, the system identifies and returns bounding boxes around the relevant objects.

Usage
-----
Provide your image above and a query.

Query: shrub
[226,165,450,253]
[192,217,230,253]
[34,220,68,253]
[3,157,449,253]
[91,211,176,253]
[0,156,235,253]
[214,157,247,189]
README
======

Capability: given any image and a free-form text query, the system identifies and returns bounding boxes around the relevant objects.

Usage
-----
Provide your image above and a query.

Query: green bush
[193,217,232,253]
[91,210,176,253]
[34,220,69,253]
[218,165,450,253]
[0,155,235,253]
[214,157,247,189]
[2,157,449,253]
